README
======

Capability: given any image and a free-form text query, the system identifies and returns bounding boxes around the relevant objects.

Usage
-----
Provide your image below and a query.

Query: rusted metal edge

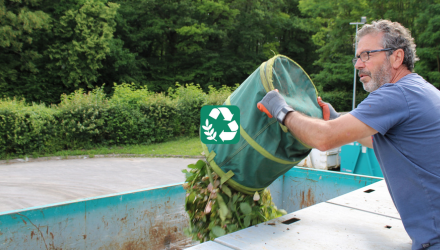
[0,182,184,216]
[294,166,384,180]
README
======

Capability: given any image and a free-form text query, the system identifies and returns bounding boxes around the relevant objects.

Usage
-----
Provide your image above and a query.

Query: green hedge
[1,82,361,158]
[0,99,60,155]
[0,84,235,157]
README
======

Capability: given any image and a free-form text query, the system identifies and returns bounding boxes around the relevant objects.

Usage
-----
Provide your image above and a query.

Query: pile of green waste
[183,160,286,243]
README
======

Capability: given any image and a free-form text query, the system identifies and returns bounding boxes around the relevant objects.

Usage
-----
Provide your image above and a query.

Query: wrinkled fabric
[203,55,322,191]
[351,73,440,250]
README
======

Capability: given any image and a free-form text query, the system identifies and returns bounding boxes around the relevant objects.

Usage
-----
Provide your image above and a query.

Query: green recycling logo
[200,105,240,144]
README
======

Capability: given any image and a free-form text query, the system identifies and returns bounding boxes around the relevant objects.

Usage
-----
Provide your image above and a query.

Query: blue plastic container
[340,142,383,177]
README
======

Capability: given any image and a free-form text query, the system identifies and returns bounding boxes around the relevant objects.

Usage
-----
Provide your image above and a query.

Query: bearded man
[258,20,440,249]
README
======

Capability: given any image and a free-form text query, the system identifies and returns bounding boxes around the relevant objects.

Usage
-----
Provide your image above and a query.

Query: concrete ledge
[0,154,205,165]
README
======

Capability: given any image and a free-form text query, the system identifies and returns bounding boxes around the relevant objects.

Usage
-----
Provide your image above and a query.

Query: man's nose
[354,58,365,70]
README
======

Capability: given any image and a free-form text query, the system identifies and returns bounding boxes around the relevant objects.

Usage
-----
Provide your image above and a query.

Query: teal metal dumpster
[0,167,382,249]
[340,142,383,177]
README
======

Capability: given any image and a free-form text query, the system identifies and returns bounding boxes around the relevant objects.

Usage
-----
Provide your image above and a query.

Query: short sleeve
[350,84,409,135]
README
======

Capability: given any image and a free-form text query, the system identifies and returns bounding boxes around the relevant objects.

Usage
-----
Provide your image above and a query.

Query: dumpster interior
[0,166,399,250]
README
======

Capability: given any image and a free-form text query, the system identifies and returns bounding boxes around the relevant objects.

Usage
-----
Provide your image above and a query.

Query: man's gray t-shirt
[351,73,440,250]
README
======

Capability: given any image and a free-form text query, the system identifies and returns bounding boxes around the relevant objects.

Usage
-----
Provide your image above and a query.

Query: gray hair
[357,20,419,71]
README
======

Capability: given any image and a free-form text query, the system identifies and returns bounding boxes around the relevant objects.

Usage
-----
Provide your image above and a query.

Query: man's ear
[391,49,405,69]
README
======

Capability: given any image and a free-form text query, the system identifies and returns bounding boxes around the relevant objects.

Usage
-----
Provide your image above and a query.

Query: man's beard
[359,61,393,92]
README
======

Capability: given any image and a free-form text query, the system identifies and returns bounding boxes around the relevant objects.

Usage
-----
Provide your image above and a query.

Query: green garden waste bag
[201,55,323,194]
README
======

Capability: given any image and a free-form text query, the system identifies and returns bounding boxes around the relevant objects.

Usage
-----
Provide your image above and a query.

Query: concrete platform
[188,180,412,249]
[0,157,198,212]
[327,180,400,219]
[187,241,233,250]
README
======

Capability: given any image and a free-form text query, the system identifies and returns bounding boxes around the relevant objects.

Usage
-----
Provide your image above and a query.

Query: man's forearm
[256,89,377,151]
[283,111,337,151]
[283,112,377,151]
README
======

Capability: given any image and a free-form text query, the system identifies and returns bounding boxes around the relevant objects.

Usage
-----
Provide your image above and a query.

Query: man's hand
[317,97,340,121]
[257,90,294,125]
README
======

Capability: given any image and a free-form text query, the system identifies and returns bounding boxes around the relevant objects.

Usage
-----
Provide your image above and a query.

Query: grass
[4,136,204,160]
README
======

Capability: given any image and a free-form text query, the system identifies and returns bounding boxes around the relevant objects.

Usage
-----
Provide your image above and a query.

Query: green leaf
[244,215,251,227]
[221,185,232,197]
[218,195,228,222]
[185,172,194,179]
[221,193,230,204]
[219,204,228,221]
[230,202,236,212]
[211,226,226,237]
[226,224,237,232]
[240,202,252,215]
[195,160,206,169]
[186,175,195,182]
[187,192,195,204]
[232,194,238,204]
[252,218,258,225]
[252,205,260,213]
[267,206,272,215]
[184,227,192,236]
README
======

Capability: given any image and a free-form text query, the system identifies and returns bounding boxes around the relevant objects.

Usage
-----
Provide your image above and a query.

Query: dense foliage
[0,84,234,157]
[182,160,286,242]
[2,0,438,111]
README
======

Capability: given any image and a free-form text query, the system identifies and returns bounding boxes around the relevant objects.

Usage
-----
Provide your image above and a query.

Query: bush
[105,84,154,144]
[139,93,179,143]
[0,98,59,156]
[109,83,152,106]
[206,84,239,106]
[169,83,207,136]
[107,84,181,144]
[0,84,234,157]
[56,88,108,149]
[104,104,150,145]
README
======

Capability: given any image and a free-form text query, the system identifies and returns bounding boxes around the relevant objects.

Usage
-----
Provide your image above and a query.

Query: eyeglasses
[352,48,399,66]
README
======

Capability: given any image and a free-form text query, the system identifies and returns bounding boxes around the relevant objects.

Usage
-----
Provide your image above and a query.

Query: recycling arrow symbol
[201,106,240,143]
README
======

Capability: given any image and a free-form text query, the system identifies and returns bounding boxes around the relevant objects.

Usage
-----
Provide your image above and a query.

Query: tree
[414,2,440,87]
[0,0,120,103]
[45,0,119,89]
[277,0,318,75]
[0,0,50,100]
[298,0,368,92]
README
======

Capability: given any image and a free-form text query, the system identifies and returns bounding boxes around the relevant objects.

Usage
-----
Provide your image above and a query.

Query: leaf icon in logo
[202,119,217,141]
